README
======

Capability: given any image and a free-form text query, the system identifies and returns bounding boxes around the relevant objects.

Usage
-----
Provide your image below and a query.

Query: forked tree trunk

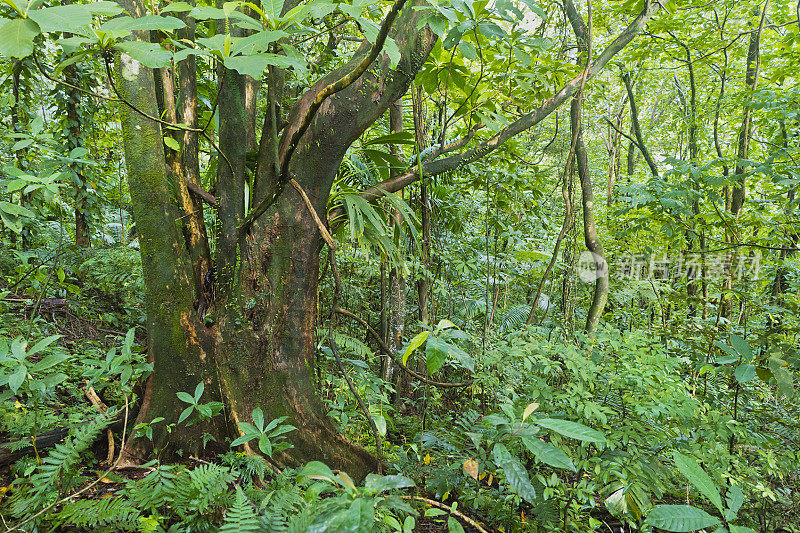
[115,0,433,479]
[114,0,659,478]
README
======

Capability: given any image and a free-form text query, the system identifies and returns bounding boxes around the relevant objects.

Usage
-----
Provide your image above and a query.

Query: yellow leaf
[14,401,22,409]
[462,459,479,480]
[522,402,539,421]
[487,474,493,486]
[423,453,431,465]
[478,471,486,480]
[99,477,114,484]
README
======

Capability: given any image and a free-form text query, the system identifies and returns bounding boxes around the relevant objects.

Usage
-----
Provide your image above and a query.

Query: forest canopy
[0,0,798,531]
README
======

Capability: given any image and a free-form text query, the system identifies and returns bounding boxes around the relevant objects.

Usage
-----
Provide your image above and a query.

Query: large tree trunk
[115,0,433,479]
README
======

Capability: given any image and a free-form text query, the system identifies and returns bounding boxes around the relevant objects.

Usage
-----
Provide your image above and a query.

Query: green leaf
[644,505,720,532]
[224,54,268,78]
[364,474,415,493]
[194,381,205,401]
[178,405,194,424]
[725,485,744,522]
[729,526,758,533]
[9,364,27,394]
[729,334,752,357]
[230,433,257,447]
[251,407,264,431]
[28,5,91,34]
[161,2,194,13]
[115,40,173,69]
[231,29,284,55]
[672,452,723,514]
[164,136,180,151]
[0,201,35,218]
[492,443,536,503]
[258,433,272,456]
[299,460,336,483]
[425,336,474,373]
[734,363,756,384]
[425,336,448,375]
[262,0,284,17]
[27,335,61,356]
[402,331,429,366]
[447,516,466,533]
[0,18,40,58]
[521,436,576,471]
[768,356,794,398]
[535,418,605,444]
[176,391,194,404]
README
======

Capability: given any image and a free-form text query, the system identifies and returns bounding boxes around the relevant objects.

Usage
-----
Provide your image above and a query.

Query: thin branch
[289,178,336,249]
[401,496,492,533]
[241,0,410,235]
[328,251,385,473]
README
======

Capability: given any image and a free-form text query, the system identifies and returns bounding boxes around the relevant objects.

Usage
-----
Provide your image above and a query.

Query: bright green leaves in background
[402,319,473,375]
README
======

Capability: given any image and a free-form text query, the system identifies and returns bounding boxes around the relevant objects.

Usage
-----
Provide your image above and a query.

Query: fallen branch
[401,495,492,533]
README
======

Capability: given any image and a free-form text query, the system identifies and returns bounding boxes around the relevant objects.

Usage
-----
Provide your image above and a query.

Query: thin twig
[5,396,129,533]
[328,252,385,473]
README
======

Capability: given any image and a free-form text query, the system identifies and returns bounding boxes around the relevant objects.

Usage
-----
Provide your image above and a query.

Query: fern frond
[220,487,261,533]
[52,496,140,531]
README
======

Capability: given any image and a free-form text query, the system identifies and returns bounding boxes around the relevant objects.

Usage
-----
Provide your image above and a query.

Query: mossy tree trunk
[113,0,659,478]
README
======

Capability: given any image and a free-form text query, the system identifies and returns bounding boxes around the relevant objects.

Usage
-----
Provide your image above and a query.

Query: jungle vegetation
[0,0,798,530]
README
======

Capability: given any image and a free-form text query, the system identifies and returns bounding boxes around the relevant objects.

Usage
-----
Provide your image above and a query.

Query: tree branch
[353,0,663,201]
[240,0,410,235]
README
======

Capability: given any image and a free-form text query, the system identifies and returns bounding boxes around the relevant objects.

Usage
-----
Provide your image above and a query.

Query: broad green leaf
[251,407,264,431]
[11,338,27,360]
[176,391,194,404]
[672,452,723,514]
[230,433,257,447]
[224,54,268,78]
[178,405,194,424]
[768,357,794,398]
[258,433,272,455]
[0,18,40,58]
[426,336,474,372]
[299,460,336,483]
[522,402,538,421]
[231,29,284,55]
[0,201,35,218]
[729,334,752,357]
[644,505,719,532]
[194,381,205,401]
[425,336,448,375]
[31,352,68,372]
[364,473,415,493]
[402,331,429,366]
[116,41,173,69]
[725,485,744,522]
[492,443,536,503]
[535,418,605,444]
[734,363,756,384]
[521,436,576,471]
[28,5,91,34]
[447,516,466,533]
[9,364,27,394]
[27,335,61,356]
[262,0,284,17]
[164,136,180,151]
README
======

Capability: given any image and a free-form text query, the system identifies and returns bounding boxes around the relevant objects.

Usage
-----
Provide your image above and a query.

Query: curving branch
[240,0,410,235]
[352,0,664,203]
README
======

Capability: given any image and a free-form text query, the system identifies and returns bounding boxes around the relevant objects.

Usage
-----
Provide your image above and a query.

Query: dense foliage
[0,0,798,531]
